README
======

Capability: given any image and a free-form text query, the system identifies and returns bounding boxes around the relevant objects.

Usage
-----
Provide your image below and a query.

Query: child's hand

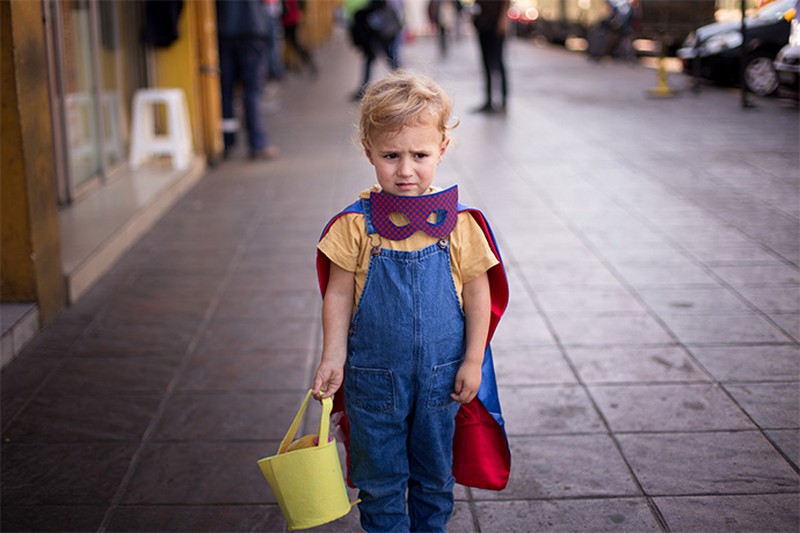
[312,362,344,400]
[451,360,482,404]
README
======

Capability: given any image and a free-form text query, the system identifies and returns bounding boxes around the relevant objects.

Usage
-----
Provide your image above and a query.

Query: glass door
[59,0,102,196]
[47,0,146,204]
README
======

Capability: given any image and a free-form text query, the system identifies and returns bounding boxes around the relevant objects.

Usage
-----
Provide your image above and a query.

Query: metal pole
[740,0,754,108]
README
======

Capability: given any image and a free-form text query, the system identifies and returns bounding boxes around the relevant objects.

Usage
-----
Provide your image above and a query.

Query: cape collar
[369,185,459,241]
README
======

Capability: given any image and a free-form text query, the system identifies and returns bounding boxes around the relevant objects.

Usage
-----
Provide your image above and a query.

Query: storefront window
[49,0,146,204]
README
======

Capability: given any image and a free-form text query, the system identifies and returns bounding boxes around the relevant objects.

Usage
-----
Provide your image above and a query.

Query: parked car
[774,4,799,99]
[678,0,794,96]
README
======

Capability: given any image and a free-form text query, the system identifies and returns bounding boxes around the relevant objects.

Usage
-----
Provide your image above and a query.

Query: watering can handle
[278,389,333,454]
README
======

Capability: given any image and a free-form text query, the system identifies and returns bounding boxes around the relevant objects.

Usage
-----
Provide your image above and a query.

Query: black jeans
[477,30,508,107]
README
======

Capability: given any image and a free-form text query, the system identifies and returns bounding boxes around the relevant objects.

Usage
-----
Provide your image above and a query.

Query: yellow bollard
[647,55,677,98]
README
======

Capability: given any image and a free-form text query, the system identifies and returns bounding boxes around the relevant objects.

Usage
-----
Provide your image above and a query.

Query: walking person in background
[217,0,278,160]
[346,0,403,101]
[281,0,318,78]
[313,70,510,532]
[428,0,448,58]
[472,0,509,113]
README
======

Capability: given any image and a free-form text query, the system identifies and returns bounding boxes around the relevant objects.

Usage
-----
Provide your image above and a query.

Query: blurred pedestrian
[472,0,509,113]
[281,0,318,77]
[263,0,284,83]
[346,0,403,101]
[588,0,637,62]
[217,0,278,160]
[313,69,510,532]
[428,0,448,57]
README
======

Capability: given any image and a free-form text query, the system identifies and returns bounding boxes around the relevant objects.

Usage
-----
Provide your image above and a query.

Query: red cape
[317,200,510,490]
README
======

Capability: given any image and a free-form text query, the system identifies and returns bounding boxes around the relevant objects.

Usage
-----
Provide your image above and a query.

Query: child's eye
[413,153,428,159]
[384,153,398,160]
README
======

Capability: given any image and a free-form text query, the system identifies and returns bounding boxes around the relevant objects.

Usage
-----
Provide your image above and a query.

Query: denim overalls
[344,201,465,533]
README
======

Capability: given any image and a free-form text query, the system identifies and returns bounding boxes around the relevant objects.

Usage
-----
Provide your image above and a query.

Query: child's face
[363,120,449,197]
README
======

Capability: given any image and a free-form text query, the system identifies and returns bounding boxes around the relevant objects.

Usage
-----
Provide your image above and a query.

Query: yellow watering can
[257,390,358,531]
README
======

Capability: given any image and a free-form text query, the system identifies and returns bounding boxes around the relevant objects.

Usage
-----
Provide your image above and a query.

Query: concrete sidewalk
[2,30,798,532]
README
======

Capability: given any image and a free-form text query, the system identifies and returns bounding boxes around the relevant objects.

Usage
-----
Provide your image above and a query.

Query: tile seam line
[96,203,271,533]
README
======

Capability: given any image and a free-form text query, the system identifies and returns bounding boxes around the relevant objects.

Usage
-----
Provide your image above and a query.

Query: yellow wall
[151,0,223,161]
[0,0,65,322]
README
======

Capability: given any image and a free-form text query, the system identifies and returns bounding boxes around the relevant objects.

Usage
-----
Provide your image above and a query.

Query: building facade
[0,0,337,366]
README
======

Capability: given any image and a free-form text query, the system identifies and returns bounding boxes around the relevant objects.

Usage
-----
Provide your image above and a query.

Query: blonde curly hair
[358,70,458,149]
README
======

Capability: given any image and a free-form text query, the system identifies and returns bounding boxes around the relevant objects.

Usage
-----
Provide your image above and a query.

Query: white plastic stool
[129,88,193,171]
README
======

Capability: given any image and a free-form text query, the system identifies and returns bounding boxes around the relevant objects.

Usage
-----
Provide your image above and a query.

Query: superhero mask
[369,185,459,241]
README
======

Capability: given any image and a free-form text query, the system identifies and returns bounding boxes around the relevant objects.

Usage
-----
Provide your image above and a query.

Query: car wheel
[744,53,779,96]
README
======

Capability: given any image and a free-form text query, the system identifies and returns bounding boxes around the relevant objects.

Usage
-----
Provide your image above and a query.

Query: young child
[312,70,509,532]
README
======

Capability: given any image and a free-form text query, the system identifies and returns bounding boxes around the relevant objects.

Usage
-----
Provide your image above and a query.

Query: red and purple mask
[369,186,459,241]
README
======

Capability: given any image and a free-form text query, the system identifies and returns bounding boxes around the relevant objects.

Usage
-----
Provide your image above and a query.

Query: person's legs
[383,37,401,70]
[218,38,238,153]
[284,24,317,73]
[491,33,508,109]
[239,39,269,154]
[354,46,376,100]
[265,16,284,80]
[345,382,411,533]
[476,31,494,110]
[407,389,460,532]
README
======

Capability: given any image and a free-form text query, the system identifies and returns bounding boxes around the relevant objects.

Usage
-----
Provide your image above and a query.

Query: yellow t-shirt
[318,186,499,312]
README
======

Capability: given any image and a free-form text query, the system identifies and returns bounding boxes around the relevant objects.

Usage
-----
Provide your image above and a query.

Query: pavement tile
[121,441,276,505]
[654,494,800,533]
[214,288,321,320]
[770,313,800,342]
[597,243,691,266]
[611,260,719,289]
[100,292,214,323]
[473,498,661,532]
[1,443,138,505]
[105,505,284,532]
[20,313,96,356]
[688,345,800,382]
[517,259,624,290]
[0,353,60,399]
[227,264,318,292]
[589,383,756,432]
[151,391,305,441]
[725,382,800,429]
[534,286,647,315]
[493,347,577,386]
[0,505,106,532]
[636,286,753,316]
[499,385,606,436]
[115,246,235,274]
[471,435,641,500]
[195,316,317,354]
[177,349,312,392]
[2,395,161,443]
[766,429,800,469]
[546,313,674,347]
[733,285,800,313]
[710,263,800,287]
[566,345,709,383]
[508,239,597,263]
[490,311,557,348]
[659,312,793,345]
[616,431,800,495]
[70,319,197,359]
[123,271,224,301]
[39,356,180,395]
[684,242,787,265]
